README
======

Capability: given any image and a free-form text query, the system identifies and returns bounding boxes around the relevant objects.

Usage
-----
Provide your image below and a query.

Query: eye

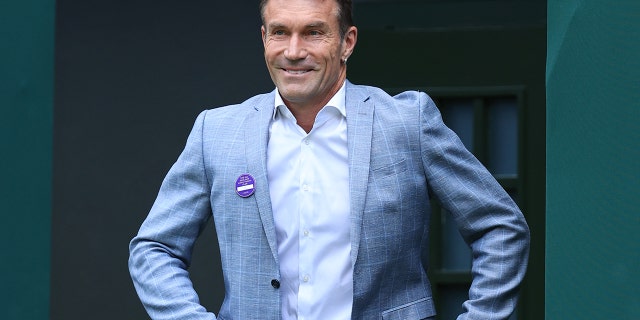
[308,30,322,36]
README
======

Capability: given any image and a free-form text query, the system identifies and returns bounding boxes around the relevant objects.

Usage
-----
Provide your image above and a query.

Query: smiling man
[129,0,530,319]
[261,0,356,133]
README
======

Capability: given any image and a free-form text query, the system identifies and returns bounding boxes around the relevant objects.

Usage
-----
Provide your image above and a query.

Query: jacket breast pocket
[381,297,435,320]
[371,158,407,177]
[368,158,408,214]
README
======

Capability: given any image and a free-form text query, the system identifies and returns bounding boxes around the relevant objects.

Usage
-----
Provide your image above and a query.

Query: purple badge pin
[235,173,256,198]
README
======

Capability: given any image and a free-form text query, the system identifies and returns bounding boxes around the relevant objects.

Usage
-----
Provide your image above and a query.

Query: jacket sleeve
[128,110,217,320]
[418,92,530,320]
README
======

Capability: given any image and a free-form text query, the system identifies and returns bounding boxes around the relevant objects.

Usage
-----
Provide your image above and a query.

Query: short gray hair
[259,0,354,38]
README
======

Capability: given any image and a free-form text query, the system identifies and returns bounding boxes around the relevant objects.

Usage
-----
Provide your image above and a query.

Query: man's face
[261,0,356,109]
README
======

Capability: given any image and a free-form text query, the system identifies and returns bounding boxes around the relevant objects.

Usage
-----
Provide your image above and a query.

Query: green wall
[546,0,640,319]
[0,0,54,319]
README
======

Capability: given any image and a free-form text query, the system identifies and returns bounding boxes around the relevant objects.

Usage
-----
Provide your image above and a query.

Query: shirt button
[302,184,309,191]
[304,139,310,145]
[303,275,310,282]
[271,279,280,289]
[303,230,309,237]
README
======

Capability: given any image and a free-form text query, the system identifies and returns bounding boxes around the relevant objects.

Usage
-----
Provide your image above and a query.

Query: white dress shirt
[267,82,353,320]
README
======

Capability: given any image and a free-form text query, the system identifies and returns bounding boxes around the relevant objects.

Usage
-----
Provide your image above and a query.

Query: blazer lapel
[345,82,374,266]
[243,91,280,264]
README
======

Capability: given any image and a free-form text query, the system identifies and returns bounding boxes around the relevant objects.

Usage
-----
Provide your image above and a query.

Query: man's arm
[129,111,217,320]
[418,92,530,320]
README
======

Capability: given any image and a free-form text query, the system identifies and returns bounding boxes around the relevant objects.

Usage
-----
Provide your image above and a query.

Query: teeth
[287,70,308,74]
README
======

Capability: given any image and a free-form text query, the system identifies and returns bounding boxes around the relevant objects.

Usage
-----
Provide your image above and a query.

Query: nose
[284,34,307,61]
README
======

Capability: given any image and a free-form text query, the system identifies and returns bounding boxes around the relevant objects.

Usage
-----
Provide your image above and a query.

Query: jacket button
[271,279,280,289]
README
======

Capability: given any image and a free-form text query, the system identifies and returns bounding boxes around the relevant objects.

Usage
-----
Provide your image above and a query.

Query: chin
[278,87,308,101]
[281,93,307,104]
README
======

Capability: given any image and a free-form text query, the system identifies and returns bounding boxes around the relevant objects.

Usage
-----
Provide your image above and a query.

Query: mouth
[282,68,313,75]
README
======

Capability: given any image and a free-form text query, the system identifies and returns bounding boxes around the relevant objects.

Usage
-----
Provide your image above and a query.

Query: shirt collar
[272,81,347,119]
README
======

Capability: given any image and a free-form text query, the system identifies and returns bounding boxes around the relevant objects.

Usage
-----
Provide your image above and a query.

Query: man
[128,0,530,319]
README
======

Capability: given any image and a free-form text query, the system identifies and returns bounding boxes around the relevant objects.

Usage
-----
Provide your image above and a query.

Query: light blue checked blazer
[129,81,530,320]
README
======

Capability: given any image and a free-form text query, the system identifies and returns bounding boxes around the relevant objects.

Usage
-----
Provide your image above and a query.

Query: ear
[341,26,358,61]
[261,25,267,47]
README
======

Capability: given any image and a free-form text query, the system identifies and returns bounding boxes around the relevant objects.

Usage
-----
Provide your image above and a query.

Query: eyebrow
[267,22,287,30]
[305,21,329,29]
[266,21,330,31]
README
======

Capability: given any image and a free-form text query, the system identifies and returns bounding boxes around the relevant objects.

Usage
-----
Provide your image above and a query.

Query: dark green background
[0,0,54,319]
[546,0,640,318]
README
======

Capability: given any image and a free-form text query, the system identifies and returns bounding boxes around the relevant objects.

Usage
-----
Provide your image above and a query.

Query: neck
[284,100,324,133]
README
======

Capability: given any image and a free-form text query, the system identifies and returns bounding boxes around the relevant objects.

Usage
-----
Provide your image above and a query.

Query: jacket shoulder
[205,91,273,114]
[348,82,432,107]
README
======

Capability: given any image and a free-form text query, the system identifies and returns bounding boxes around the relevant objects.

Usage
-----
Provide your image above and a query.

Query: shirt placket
[297,132,314,319]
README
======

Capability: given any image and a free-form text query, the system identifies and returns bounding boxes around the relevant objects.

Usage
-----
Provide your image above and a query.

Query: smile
[284,69,312,75]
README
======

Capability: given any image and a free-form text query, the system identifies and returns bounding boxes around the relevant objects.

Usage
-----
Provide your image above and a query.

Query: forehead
[263,0,339,26]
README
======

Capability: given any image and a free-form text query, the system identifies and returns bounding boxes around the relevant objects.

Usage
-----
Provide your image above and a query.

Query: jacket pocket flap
[381,297,435,320]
